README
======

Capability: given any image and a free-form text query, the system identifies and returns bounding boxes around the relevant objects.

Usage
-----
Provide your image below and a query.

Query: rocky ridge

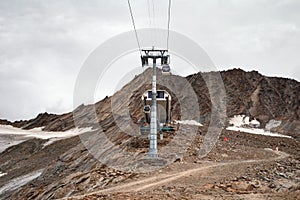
[0,68,299,199]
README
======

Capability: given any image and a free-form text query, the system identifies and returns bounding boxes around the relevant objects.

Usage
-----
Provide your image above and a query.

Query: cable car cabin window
[148,91,152,99]
[157,91,164,99]
[147,91,165,99]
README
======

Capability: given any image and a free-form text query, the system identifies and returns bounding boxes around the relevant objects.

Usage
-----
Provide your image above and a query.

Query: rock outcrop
[6,68,298,135]
[0,68,299,199]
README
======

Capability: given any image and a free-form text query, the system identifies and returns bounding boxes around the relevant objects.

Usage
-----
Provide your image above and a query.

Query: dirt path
[63,150,289,199]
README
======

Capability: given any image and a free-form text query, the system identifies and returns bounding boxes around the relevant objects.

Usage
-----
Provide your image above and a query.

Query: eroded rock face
[187,69,299,125]
[1,68,299,199]
[0,119,12,126]
[4,68,299,135]
[7,112,63,130]
[0,136,82,199]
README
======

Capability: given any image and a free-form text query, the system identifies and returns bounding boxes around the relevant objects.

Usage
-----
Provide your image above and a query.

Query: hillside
[2,68,299,136]
[0,68,299,199]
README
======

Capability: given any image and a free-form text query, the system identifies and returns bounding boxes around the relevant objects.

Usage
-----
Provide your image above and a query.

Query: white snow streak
[0,169,43,194]
[226,126,292,138]
[175,120,203,126]
[0,125,93,151]
[0,125,93,139]
[0,172,7,177]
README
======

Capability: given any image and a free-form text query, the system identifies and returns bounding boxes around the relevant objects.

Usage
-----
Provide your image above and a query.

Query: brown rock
[232,182,250,191]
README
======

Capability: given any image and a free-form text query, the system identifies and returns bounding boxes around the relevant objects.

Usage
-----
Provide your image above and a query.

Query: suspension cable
[167,0,171,50]
[151,0,157,46]
[147,0,154,45]
[127,0,142,56]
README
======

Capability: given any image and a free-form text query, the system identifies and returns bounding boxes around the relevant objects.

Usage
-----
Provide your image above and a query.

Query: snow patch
[0,169,43,194]
[0,172,7,177]
[228,115,260,128]
[227,116,291,138]
[266,119,282,131]
[0,125,94,151]
[175,120,203,126]
[42,138,60,148]
[0,139,26,153]
[227,126,292,139]
[0,125,93,139]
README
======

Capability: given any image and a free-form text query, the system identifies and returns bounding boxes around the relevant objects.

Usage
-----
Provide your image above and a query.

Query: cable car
[143,105,151,113]
[162,64,171,75]
[161,56,169,65]
[141,56,148,66]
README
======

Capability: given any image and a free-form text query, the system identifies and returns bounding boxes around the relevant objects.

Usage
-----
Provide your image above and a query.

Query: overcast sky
[0,0,299,121]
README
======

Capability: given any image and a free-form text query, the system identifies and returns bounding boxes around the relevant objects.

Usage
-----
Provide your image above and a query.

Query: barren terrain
[0,69,299,199]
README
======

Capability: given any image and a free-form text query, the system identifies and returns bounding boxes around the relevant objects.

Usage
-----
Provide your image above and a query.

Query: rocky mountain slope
[0,68,299,199]
[2,68,299,136]
[187,69,300,137]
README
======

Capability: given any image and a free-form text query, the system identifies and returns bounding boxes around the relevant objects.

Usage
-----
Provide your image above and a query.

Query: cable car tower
[141,48,170,158]
[127,0,172,159]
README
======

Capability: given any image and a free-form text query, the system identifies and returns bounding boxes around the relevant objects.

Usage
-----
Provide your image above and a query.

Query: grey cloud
[0,0,299,120]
